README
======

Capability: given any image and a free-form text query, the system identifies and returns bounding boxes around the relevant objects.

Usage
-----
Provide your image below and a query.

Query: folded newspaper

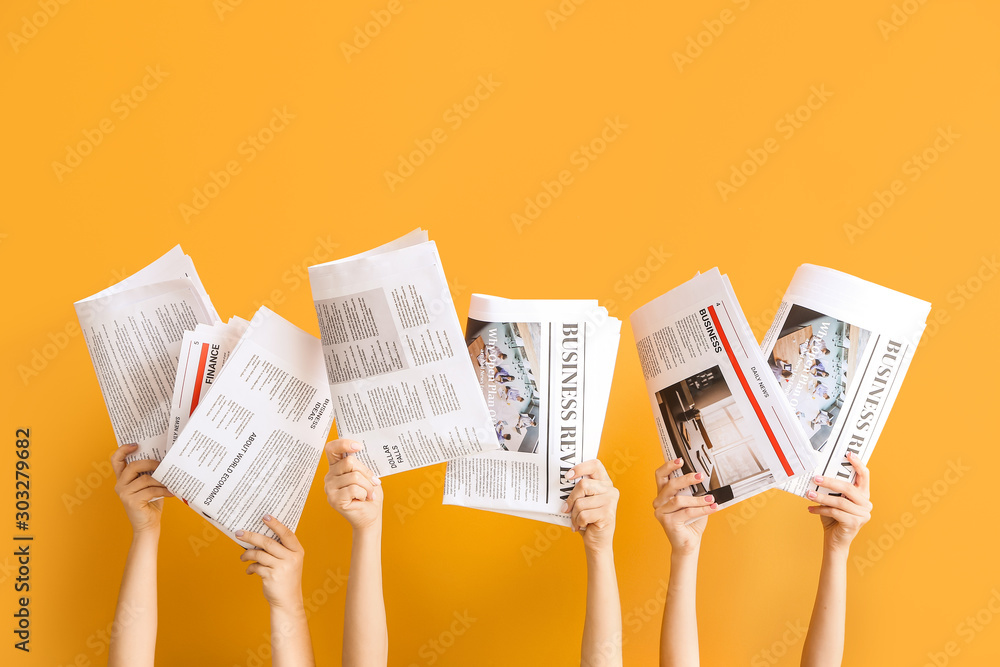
[631,269,817,510]
[308,229,497,477]
[74,246,221,462]
[760,265,930,498]
[442,296,621,526]
[152,307,335,546]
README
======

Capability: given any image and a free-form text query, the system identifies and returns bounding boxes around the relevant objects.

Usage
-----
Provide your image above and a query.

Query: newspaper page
[74,246,221,462]
[152,307,335,547]
[760,264,930,497]
[631,269,816,510]
[308,229,496,477]
[442,296,621,526]
[166,317,249,449]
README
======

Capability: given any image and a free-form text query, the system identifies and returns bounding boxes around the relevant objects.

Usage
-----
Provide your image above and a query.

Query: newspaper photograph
[74,246,221,462]
[631,269,816,510]
[443,296,621,526]
[152,307,335,547]
[760,264,931,498]
[308,229,497,477]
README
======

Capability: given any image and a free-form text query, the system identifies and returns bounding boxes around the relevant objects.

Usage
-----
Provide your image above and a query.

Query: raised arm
[800,452,872,667]
[564,459,622,667]
[653,459,719,667]
[108,444,173,667]
[238,516,315,667]
[324,438,387,667]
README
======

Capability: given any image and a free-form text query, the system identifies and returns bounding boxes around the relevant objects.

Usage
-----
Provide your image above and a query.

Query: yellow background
[2,1,998,665]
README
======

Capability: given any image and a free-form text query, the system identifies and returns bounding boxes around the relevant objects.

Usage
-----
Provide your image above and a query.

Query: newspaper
[760,265,930,498]
[74,246,221,462]
[308,229,496,477]
[631,269,816,510]
[152,307,335,547]
[166,317,249,448]
[442,296,621,526]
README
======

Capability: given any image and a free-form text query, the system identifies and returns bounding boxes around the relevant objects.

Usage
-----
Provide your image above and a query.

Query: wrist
[270,594,306,616]
[585,543,616,567]
[670,544,700,563]
[131,524,161,545]
[823,539,851,563]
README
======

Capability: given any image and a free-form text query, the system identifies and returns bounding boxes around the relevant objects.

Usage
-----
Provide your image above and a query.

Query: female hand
[807,452,872,554]
[111,443,173,534]
[324,439,382,532]
[652,458,719,556]
[238,515,306,611]
[563,459,619,557]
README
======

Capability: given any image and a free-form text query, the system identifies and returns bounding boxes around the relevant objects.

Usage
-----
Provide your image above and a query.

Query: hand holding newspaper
[631,269,816,511]
[760,265,930,498]
[443,296,621,526]
[152,307,335,547]
[308,229,497,477]
[74,246,221,462]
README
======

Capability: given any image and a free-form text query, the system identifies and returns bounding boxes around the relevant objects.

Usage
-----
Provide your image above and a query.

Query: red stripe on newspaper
[189,343,210,416]
[707,305,793,476]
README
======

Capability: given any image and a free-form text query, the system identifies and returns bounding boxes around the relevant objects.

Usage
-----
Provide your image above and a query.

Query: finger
[848,451,871,494]
[657,503,718,523]
[807,505,860,525]
[568,494,607,515]
[564,478,611,513]
[129,486,169,506]
[245,562,266,577]
[262,515,302,551]
[235,528,290,558]
[111,444,138,478]
[118,458,161,486]
[329,470,376,499]
[812,475,868,505]
[122,474,172,496]
[568,459,609,482]
[574,508,609,531]
[652,483,681,509]
[660,493,716,512]
[655,459,685,488]
[333,485,369,505]
[325,438,363,464]
[806,490,869,515]
[666,471,707,495]
[239,548,279,567]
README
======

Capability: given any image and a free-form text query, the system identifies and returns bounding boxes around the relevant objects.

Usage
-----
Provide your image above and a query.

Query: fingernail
[813,476,824,484]
[263,514,272,522]
[235,530,244,537]
[710,503,718,509]
[704,495,714,503]
[674,458,682,465]
[351,442,362,451]
[566,469,575,480]
[807,491,817,500]
[560,502,569,513]
[695,473,703,481]
[372,476,381,486]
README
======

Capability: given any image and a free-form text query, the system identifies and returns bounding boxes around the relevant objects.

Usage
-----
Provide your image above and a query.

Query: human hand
[807,452,872,554]
[324,439,382,532]
[111,444,173,535]
[564,459,619,558]
[652,458,719,556]
[238,515,306,611]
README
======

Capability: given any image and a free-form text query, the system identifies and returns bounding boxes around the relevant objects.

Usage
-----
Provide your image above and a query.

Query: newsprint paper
[631,269,816,511]
[443,295,621,526]
[308,229,496,477]
[760,264,930,498]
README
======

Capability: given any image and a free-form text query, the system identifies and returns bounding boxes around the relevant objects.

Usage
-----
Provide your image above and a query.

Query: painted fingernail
[263,514,272,522]
[674,458,682,465]
[705,495,714,503]
[560,502,569,513]
[813,476,824,484]
[235,530,245,537]
[695,473,703,481]
[807,491,817,500]
[566,469,575,480]
[710,503,718,509]
[372,476,381,486]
